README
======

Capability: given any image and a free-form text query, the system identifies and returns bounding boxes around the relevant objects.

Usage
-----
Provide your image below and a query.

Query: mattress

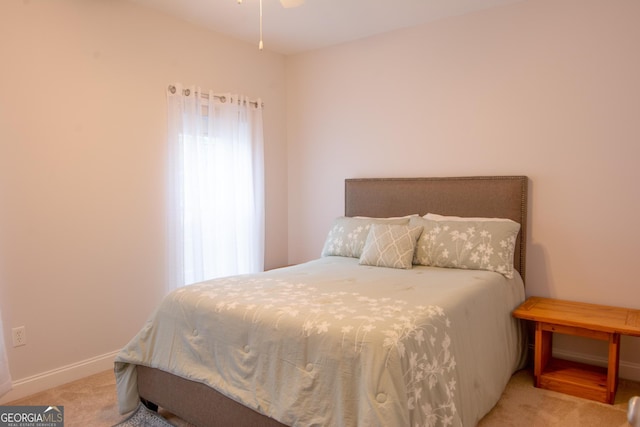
[115,256,526,427]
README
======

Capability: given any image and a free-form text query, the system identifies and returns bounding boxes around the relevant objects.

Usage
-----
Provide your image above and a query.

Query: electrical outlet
[12,326,26,347]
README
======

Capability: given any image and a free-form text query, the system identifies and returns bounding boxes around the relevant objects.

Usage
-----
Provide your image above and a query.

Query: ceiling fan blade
[280,0,304,8]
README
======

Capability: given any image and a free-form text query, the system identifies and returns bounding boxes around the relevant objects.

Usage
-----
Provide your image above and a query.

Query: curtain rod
[168,85,263,108]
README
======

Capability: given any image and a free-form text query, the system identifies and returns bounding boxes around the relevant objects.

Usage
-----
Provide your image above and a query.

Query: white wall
[0,0,288,401]
[286,0,640,377]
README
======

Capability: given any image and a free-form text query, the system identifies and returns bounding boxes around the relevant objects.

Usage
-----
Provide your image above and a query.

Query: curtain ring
[168,85,176,94]
[220,96,227,103]
[184,88,191,96]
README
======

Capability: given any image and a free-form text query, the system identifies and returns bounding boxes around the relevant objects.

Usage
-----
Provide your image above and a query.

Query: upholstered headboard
[344,176,528,281]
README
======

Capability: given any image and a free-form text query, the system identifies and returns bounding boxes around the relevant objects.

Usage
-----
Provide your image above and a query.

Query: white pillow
[425,213,514,222]
[359,224,423,269]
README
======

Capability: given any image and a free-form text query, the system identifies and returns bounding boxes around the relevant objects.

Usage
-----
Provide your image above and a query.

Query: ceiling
[128,0,526,55]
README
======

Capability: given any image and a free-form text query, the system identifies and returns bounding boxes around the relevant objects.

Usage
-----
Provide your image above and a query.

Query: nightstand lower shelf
[538,358,609,403]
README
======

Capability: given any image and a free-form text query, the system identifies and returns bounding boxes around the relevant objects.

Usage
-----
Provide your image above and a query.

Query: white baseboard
[0,350,119,405]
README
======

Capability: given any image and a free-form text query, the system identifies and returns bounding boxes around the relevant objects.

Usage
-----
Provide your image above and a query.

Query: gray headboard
[344,176,528,282]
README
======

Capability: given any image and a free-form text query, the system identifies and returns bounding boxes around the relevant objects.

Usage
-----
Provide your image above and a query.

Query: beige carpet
[5,371,193,427]
[479,370,640,427]
[6,368,639,426]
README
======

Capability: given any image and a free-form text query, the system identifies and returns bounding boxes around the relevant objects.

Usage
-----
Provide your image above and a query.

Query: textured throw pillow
[321,216,414,258]
[359,224,423,269]
[410,215,520,278]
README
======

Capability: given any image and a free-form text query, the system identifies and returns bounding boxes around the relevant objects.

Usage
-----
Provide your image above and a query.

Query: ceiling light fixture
[237,0,305,51]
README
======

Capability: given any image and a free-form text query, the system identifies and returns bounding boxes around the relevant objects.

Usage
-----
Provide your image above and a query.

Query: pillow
[410,216,520,278]
[359,224,423,269]
[321,216,414,258]
[425,213,513,222]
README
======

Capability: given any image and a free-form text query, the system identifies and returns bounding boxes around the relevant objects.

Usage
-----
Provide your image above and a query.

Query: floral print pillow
[321,216,414,258]
[410,215,521,279]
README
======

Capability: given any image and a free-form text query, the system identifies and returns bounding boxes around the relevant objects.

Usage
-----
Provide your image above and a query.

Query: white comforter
[115,257,525,427]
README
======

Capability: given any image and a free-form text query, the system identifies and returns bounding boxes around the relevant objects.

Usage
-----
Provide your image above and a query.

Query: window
[166,84,264,290]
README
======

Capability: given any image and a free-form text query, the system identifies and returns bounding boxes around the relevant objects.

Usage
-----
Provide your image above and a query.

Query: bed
[115,176,528,427]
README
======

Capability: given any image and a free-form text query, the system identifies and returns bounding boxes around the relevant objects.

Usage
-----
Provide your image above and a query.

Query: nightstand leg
[607,333,620,404]
[534,322,552,387]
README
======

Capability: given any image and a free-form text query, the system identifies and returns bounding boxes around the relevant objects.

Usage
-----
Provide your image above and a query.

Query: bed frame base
[137,365,287,427]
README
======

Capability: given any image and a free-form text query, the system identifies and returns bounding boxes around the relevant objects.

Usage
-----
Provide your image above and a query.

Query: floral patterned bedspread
[115,257,525,427]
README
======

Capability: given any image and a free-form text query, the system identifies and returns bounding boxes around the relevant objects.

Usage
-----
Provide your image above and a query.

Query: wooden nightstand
[512,296,640,404]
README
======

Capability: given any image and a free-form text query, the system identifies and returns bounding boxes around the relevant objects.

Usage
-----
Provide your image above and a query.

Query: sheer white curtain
[166,84,264,291]
[0,312,11,397]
